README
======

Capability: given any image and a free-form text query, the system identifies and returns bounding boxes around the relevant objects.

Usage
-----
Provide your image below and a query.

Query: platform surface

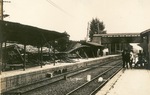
[0,55,119,78]
[97,69,150,95]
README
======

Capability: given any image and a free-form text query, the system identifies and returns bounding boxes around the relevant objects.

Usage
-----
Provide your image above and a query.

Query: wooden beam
[91,48,95,58]
[82,49,88,59]
[75,51,82,58]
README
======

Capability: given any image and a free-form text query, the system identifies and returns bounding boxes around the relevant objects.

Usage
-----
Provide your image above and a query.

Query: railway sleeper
[3,92,22,95]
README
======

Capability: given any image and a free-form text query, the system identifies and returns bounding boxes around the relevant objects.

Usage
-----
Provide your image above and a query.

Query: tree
[89,18,106,41]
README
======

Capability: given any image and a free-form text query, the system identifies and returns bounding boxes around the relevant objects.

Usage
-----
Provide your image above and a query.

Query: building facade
[92,33,141,54]
[141,29,150,69]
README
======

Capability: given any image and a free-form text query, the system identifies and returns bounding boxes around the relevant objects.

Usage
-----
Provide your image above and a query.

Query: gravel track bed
[70,67,120,95]
[23,60,121,95]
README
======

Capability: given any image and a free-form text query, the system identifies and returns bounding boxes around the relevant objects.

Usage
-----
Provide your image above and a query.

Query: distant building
[92,33,141,54]
[141,29,150,69]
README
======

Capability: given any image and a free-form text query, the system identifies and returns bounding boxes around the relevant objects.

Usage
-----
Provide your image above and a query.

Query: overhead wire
[46,0,72,17]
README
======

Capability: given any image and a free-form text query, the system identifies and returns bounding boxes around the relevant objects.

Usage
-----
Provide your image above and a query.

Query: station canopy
[0,20,68,46]
[81,41,104,48]
[141,29,150,36]
[67,45,90,53]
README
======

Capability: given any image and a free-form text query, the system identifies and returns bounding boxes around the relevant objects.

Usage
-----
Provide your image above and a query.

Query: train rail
[4,59,122,95]
[66,64,122,95]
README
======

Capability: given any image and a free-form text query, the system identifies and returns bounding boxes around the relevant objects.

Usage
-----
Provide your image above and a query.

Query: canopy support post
[48,44,51,63]
[38,47,40,66]
[2,41,6,71]
[53,43,56,66]
[53,40,57,66]
[40,46,43,68]
[23,44,26,71]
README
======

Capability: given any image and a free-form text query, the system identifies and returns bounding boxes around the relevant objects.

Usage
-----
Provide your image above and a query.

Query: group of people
[122,49,134,69]
[122,49,147,69]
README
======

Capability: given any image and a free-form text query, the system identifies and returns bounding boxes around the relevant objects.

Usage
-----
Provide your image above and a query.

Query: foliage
[89,18,106,41]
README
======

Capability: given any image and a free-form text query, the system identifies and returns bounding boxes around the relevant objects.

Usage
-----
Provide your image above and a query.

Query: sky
[3,0,150,40]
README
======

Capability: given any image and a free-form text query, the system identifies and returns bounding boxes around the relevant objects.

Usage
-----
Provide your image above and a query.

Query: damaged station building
[1,20,150,95]
[0,20,104,72]
[0,20,110,94]
[0,20,69,71]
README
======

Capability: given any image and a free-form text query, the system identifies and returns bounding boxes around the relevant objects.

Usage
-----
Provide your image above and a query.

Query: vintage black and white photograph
[0,0,150,95]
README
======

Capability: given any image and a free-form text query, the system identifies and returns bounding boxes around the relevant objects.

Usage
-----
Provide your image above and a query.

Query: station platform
[0,55,117,78]
[0,55,121,93]
[96,69,150,95]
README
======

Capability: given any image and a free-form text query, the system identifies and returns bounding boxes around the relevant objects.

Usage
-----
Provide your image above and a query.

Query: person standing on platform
[129,50,134,69]
[122,50,126,68]
[137,50,143,67]
[125,50,130,69]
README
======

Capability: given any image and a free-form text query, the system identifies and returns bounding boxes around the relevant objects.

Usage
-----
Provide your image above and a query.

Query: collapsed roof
[0,20,68,47]
[80,41,104,48]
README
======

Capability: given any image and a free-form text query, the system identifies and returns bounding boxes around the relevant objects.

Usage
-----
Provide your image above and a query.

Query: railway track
[66,64,122,95]
[4,59,122,95]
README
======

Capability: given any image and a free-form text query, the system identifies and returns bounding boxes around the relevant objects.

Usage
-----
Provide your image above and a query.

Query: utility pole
[0,0,10,74]
[0,0,3,74]
[86,22,89,42]
[0,38,2,74]
[97,23,100,34]
[0,0,3,20]
[0,0,10,20]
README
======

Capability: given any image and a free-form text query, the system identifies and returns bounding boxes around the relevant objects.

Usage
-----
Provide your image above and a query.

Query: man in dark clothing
[125,51,130,69]
[122,50,126,68]
[122,49,131,69]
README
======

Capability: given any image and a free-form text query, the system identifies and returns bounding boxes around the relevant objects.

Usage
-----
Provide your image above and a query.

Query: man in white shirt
[129,50,134,69]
